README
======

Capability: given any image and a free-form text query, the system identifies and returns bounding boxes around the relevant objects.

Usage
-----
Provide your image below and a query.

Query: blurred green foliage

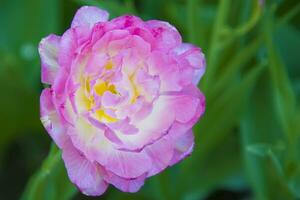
[0,0,300,199]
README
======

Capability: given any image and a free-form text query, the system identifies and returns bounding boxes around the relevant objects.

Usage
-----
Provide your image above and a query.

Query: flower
[39,6,206,196]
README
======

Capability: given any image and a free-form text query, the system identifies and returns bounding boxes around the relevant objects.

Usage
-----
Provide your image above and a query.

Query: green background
[0,0,300,199]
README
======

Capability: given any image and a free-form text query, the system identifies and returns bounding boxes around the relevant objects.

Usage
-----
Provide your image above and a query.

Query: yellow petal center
[95,109,118,123]
[94,81,117,96]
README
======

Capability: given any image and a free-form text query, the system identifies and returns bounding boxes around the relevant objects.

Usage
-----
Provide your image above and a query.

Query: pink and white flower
[39,6,206,196]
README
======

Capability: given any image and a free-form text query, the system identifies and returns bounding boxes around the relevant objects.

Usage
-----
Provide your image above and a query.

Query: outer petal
[110,15,144,29]
[146,20,182,51]
[169,130,194,166]
[71,6,109,28]
[113,89,202,152]
[147,51,182,92]
[39,34,60,84]
[58,29,77,70]
[173,43,206,85]
[103,171,146,193]
[144,136,174,176]
[40,88,67,148]
[114,95,176,151]
[67,117,152,179]
[58,26,91,70]
[62,139,109,196]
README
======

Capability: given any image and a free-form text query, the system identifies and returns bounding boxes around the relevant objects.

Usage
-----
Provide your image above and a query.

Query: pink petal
[108,35,151,58]
[57,26,91,70]
[67,118,152,179]
[62,139,108,196]
[40,88,67,148]
[169,130,194,166]
[110,15,144,29]
[115,87,203,152]
[92,29,130,53]
[71,6,109,28]
[101,91,122,107]
[58,29,77,70]
[146,20,182,51]
[172,95,200,123]
[174,43,206,85]
[147,51,182,92]
[103,170,146,192]
[144,136,174,176]
[85,53,108,75]
[39,34,60,84]
[113,96,176,151]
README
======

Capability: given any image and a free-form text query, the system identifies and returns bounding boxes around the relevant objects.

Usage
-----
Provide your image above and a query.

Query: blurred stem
[21,143,60,200]
[150,176,168,200]
[206,36,262,102]
[124,0,137,14]
[202,0,231,90]
[222,0,262,38]
[21,143,77,200]
[190,61,266,168]
[263,10,300,198]
[241,116,269,200]
[159,171,174,200]
[186,0,199,44]
[277,2,300,27]
[215,0,262,53]
[263,9,298,159]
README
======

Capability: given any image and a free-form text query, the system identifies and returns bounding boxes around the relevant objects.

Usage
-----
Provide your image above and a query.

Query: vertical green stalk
[263,9,298,161]
[202,0,231,91]
[278,2,300,26]
[241,117,269,200]
[187,0,198,44]
[21,143,77,200]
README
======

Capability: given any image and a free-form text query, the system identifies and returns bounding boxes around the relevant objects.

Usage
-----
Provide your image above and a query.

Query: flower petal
[62,139,109,196]
[40,88,67,148]
[146,20,182,51]
[103,170,146,192]
[169,130,194,166]
[71,6,109,28]
[67,117,152,179]
[173,43,206,85]
[144,136,174,176]
[39,34,60,84]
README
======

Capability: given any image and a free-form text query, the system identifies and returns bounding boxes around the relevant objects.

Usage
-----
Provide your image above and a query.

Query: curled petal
[144,136,174,176]
[67,117,152,179]
[39,34,60,84]
[62,139,108,196]
[110,15,144,29]
[169,130,194,166]
[146,20,182,51]
[40,88,67,148]
[174,43,206,85]
[147,51,182,91]
[103,170,146,193]
[71,6,109,28]
[58,29,77,70]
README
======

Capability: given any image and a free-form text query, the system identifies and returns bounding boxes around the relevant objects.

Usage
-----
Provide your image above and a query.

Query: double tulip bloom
[39,6,206,196]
